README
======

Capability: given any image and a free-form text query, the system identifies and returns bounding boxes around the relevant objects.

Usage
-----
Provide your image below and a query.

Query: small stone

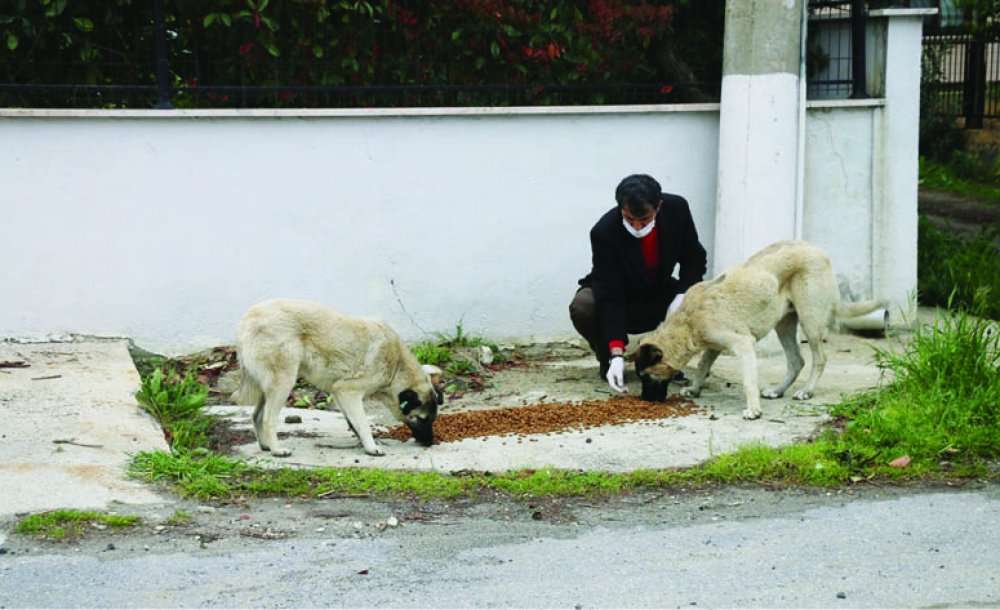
[285,414,303,424]
[836,592,846,599]
[585,438,592,443]
[104,543,115,552]
[531,511,543,520]
[154,525,166,533]
[479,346,494,365]
[197,506,216,514]
[353,521,364,530]
[316,527,325,533]
[386,516,399,528]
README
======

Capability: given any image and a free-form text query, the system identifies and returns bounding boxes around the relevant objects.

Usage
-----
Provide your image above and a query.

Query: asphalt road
[2,485,999,608]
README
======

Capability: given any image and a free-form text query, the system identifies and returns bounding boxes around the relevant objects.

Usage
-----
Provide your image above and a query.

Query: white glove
[667,292,685,318]
[606,356,627,393]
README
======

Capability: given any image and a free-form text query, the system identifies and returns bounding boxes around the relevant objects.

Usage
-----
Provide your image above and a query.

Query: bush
[0,0,725,108]
[918,217,1000,319]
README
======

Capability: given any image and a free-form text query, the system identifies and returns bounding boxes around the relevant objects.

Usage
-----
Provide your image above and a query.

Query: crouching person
[569,174,707,400]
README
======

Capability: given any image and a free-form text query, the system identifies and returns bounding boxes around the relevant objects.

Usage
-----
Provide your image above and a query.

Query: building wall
[803,103,880,302]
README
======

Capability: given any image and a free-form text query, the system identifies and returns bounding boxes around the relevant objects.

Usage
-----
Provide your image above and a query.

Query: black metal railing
[0,0,725,110]
[807,0,869,99]
[923,29,1000,126]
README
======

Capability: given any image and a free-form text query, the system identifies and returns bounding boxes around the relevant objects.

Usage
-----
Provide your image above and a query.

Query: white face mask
[623,216,656,239]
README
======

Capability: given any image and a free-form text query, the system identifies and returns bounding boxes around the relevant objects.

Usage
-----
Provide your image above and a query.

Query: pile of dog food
[378,394,699,444]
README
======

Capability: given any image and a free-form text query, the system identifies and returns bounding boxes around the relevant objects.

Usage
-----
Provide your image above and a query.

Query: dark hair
[614,174,662,215]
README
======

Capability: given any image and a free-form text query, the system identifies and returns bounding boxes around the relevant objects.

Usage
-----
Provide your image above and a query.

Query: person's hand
[667,292,685,318]
[606,356,627,393]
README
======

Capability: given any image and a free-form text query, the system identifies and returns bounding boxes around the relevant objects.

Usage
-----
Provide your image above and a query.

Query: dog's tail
[230,366,263,407]
[835,299,887,320]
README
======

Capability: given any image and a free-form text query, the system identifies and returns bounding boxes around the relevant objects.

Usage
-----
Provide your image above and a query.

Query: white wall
[803,103,879,302]
[0,107,721,354]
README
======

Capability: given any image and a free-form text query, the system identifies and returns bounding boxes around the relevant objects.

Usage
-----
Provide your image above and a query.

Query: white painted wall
[0,107,721,354]
[803,103,878,301]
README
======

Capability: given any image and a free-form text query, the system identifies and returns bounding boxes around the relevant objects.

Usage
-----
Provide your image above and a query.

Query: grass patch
[15,510,140,540]
[918,217,1000,319]
[920,156,1000,205]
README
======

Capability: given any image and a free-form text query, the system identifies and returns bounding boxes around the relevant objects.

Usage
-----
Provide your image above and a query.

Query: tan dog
[636,241,885,419]
[232,299,443,457]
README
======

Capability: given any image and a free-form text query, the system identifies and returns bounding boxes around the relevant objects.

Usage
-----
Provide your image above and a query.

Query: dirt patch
[919,188,1000,244]
[378,394,700,444]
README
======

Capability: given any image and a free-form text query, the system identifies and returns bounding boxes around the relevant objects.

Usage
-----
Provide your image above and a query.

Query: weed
[135,367,216,452]
[164,510,193,526]
[15,510,140,540]
[445,357,477,376]
[435,319,500,352]
[411,341,453,367]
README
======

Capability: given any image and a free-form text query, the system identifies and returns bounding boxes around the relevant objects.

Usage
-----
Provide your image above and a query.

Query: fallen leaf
[889,455,911,468]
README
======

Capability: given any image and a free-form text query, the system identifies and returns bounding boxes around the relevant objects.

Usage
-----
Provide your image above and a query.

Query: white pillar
[714,0,806,274]
[872,9,936,323]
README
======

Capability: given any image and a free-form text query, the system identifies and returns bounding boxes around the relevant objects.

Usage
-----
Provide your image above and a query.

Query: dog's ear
[421,364,443,387]
[398,389,421,415]
[636,343,663,373]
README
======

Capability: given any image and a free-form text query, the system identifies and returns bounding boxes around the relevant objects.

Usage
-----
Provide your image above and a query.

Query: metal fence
[923,30,1000,126]
[0,0,725,109]
[807,0,870,99]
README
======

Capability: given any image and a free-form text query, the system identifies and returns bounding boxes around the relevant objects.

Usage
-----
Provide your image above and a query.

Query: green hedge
[1,0,724,108]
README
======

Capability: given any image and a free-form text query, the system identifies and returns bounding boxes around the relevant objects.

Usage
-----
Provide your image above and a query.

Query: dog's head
[635,339,677,383]
[398,364,445,446]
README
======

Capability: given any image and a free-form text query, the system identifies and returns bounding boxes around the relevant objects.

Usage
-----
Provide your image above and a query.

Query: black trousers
[569,286,674,401]
[568,286,670,366]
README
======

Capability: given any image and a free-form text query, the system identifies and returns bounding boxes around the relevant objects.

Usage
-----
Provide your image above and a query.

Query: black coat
[578,194,707,344]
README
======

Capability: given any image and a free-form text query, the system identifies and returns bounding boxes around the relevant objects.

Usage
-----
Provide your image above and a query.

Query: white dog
[636,241,885,419]
[232,299,443,457]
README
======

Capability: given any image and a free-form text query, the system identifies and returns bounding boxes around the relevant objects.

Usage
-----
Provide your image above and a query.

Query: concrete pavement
[0,339,169,519]
[1,327,897,520]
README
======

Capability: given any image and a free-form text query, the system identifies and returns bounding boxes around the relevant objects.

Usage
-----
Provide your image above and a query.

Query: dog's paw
[792,389,814,401]
[761,388,784,399]
[364,445,386,457]
[271,446,292,458]
[742,408,762,420]
[680,387,701,399]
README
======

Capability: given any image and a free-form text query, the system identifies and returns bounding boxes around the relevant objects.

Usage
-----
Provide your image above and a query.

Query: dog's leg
[335,391,384,456]
[252,397,265,439]
[793,325,828,401]
[762,313,804,399]
[681,349,720,399]
[259,374,296,457]
[727,335,763,420]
